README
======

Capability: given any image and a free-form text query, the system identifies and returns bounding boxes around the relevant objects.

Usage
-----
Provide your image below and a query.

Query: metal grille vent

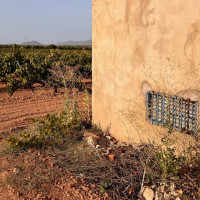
[146,91,198,134]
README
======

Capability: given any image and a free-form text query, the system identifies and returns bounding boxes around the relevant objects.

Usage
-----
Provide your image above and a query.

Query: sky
[0,0,92,44]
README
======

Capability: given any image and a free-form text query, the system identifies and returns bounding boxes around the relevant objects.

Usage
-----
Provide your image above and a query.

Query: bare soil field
[0,82,90,136]
[0,82,105,200]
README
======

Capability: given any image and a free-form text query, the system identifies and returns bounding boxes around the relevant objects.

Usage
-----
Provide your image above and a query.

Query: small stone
[84,131,100,140]
[129,189,134,194]
[151,185,156,189]
[163,192,171,200]
[170,182,175,191]
[176,189,183,196]
[95,144,100,149]
[175,197,181,200]
[13,168,20,173]
[106,136,111,140]
[170,191,179,197]
[143,187,154,200]
[86,136,97,147]
[112,138,118,143]
[108,154,115,160]
[104,193,109,198]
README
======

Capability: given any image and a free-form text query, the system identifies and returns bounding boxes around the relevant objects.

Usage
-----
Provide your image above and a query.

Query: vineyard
[0,45,92,95]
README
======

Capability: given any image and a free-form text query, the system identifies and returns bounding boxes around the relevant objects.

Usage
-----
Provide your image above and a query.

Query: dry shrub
[44,62,84,93]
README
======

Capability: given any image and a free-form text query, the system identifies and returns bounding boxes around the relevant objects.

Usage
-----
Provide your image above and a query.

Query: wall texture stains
[184,21,200,69]
[92,0,200,145]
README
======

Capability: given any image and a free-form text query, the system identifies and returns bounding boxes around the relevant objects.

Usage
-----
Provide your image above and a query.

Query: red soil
[0,82,91,135]
[0,81,111,200]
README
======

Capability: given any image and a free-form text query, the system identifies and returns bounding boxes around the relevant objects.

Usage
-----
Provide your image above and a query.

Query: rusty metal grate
[146,91,198,134]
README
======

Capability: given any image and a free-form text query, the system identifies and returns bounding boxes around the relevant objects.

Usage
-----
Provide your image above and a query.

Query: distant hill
[20,39,92,46]
[57,39,92,46]
[22,41,42,46]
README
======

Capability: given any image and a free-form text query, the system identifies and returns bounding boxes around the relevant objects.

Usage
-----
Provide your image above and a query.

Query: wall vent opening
[146,91,198,135]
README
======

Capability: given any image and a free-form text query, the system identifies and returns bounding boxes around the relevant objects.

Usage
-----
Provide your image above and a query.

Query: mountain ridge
[21,39,92,46]
[21,41,42,45]
[57,39,92,46]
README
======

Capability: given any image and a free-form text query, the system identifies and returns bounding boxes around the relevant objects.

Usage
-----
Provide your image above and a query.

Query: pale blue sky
[0,0,92,44]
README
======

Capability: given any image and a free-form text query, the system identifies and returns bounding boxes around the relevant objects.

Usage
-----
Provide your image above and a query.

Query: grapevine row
[0,46,92,95]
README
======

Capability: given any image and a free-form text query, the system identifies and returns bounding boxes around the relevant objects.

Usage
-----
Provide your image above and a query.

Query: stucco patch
[177,89,200,102]
[141,81,152,94]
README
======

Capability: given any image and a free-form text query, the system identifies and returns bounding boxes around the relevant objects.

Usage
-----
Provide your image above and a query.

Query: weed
[139,133,200,199]
[100,182,112,193]
[142,137,181,184]
[71,92,82,129]
[6,93,82,149]
[82,88,91,124]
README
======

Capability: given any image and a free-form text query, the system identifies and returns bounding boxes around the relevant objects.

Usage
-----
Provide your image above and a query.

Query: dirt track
[0,83,89,134]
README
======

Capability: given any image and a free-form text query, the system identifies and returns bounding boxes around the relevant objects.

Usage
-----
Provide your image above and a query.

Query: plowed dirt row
[0,83,88,135]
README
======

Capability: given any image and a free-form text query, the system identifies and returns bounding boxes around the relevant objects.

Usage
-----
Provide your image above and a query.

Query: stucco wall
[92,0,200,145]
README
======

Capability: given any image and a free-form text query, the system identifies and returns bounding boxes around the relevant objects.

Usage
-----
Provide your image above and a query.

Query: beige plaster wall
[92,0,200,146]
